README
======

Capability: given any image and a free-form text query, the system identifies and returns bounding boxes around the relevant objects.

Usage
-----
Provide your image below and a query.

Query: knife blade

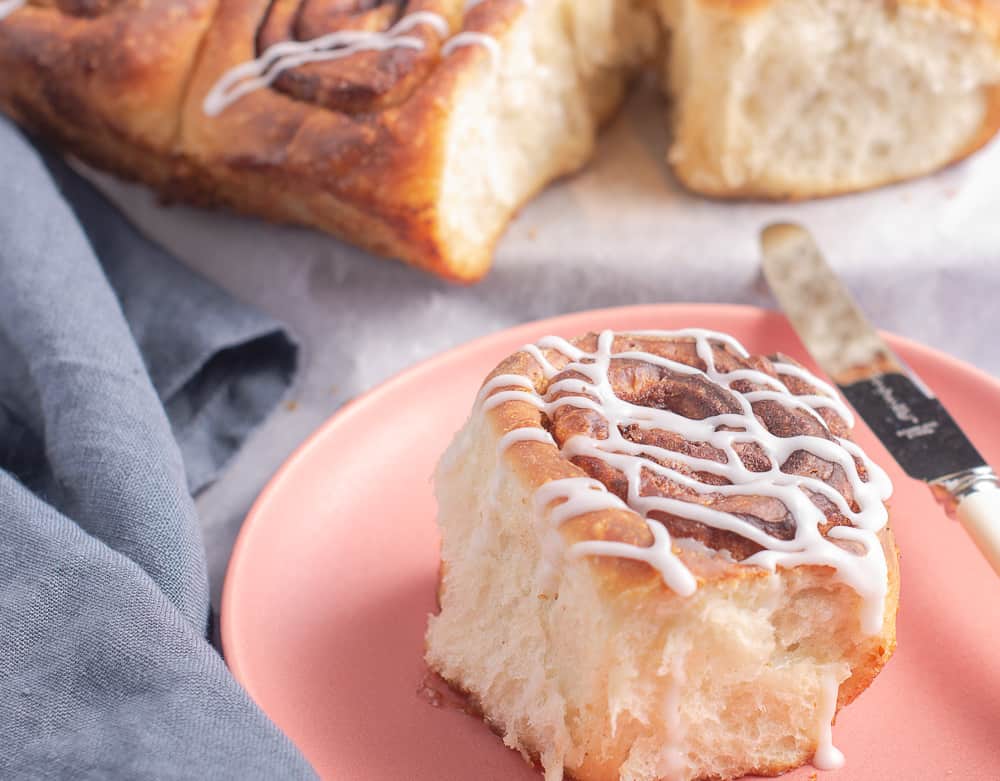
[760,222,1000,576]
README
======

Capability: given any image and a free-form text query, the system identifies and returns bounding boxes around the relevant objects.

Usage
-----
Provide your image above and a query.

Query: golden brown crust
[0,0,530,281]
[175,0,626,278]
[179,0,490,279]
[955,82,1000,161]
[838,524,899,707]
[0,0,217,169]
[482,332,900,606]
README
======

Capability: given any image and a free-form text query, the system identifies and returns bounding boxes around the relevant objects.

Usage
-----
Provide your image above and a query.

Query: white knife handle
[956,483,1000,577]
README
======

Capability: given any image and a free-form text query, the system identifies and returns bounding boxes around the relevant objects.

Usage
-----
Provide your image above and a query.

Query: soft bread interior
[658,0,1000,197]
[437,0,1000,276]
[436,0,658,279]
[426,410,896,781]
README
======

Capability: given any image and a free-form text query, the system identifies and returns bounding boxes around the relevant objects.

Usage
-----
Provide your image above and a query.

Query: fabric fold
[0,117,314,778]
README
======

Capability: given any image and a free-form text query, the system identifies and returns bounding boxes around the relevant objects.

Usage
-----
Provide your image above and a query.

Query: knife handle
[956,484,1000,577]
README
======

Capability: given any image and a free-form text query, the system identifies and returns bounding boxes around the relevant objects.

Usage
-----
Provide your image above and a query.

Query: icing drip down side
[203,1,529,116]
[477,329,893,636]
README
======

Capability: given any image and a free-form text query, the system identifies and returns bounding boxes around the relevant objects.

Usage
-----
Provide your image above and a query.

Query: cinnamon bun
[0,0,656,280]
[425,329,899,780]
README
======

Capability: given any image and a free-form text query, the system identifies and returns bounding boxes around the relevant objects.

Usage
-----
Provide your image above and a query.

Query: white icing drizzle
[203,12,448,116]
[441,31,501,62]
[813,670,846,770]
[0,0,24,21]
[497,426,555,453]
[772,360,856,427]
[478,329,893,636]
[203,2,529,116]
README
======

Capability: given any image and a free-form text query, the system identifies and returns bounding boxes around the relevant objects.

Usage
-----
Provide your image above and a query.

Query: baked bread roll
[658,0,1000,198]
[426,329,899,781]
[1,0,998,278]
[0,0,656,281]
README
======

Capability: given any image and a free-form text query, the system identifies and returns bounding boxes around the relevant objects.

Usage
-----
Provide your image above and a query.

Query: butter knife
[760,223,1000,576]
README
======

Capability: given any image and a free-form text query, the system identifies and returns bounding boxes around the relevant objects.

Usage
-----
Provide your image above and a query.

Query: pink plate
[222,304,1000,780]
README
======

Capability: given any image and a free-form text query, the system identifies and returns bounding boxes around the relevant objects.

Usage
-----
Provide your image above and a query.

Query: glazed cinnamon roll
[426,329,899,781]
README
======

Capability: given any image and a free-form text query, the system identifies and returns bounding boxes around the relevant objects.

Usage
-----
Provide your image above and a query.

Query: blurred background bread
[659,0,1000,197]
[1,0,998,279]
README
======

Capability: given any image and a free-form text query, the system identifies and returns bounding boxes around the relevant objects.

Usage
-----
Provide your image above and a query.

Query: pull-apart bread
[427,330,899,781]
[2,0,999,280]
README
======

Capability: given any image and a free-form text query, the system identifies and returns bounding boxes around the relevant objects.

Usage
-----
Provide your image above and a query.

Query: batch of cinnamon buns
[2,0,1000,281]
[2,0,994,778]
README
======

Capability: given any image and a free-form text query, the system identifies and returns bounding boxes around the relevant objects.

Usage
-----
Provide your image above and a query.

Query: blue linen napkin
[0,117,316,779]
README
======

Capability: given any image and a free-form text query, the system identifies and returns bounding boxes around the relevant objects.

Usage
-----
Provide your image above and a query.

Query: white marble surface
[87,85,1000,606]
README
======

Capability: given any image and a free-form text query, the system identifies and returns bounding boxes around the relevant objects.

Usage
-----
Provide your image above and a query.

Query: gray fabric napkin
[0,117,316,779]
